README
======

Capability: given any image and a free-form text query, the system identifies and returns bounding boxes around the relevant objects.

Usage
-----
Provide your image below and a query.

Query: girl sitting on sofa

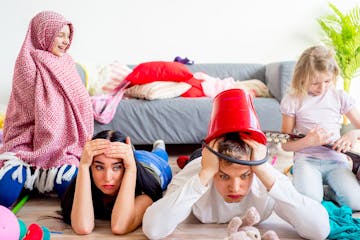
[61,130,172,235]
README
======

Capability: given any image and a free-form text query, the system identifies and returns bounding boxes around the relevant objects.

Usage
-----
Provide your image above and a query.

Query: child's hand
[80,139,110,168]
[305,126,332,147]
[106,137,136,173]
[333,130,359,152]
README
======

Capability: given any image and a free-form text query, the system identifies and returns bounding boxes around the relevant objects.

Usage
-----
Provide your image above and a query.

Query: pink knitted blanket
[1,11,93,169]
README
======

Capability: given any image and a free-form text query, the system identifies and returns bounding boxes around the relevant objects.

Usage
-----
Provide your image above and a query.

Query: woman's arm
[110,137,152,234]
[71,165,94,234]
[112,186,153,235]
[71,139,109,235]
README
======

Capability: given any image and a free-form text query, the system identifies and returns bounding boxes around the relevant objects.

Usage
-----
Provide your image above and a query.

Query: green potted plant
[318,3,360,94]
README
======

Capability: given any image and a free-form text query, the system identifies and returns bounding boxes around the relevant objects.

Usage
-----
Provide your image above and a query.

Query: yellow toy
[0,112,5,129]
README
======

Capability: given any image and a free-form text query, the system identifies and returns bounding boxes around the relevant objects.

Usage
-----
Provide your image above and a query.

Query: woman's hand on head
[106,136,137,173]
[80,139,110,168]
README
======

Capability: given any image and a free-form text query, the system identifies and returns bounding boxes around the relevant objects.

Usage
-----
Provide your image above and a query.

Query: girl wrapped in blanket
[0,11,93,207]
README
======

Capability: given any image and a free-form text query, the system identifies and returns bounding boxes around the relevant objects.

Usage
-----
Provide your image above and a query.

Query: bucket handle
[201,140,268,166]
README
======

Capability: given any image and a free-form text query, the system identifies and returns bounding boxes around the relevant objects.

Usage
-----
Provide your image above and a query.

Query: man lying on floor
[143,89,330,240]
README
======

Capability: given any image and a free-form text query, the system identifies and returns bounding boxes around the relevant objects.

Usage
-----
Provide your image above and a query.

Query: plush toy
[0,205,50,240]
[224,207,280,240]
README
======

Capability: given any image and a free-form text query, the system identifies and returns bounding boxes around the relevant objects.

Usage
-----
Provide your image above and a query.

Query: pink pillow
[126,61,193,85]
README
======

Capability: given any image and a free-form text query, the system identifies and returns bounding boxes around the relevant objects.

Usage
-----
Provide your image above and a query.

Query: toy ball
[18,219,27,239]
[23,223,50,240]
[41,226,50,240]
[23,224,43,240]
[0,205,20,240]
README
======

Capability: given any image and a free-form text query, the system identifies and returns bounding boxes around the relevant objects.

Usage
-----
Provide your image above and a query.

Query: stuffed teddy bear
[224,207,280,240]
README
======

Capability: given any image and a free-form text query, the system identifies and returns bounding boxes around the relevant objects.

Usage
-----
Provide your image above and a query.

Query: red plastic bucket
[205,89,266,144]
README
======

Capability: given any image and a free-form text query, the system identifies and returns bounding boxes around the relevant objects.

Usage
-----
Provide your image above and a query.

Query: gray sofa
[78,62,296,145]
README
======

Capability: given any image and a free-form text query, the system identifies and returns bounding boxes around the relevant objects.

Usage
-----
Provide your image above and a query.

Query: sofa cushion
[126,61,193,85]
[125,81,191,100]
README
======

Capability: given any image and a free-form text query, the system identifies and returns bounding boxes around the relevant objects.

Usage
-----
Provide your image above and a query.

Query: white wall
[0,0,358,106]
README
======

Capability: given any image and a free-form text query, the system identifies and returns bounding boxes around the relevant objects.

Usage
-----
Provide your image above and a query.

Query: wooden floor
[17,197,304,240]
[14,143,360,239]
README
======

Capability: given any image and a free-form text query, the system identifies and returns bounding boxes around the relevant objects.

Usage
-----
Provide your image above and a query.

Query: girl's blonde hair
[290,45,339,97]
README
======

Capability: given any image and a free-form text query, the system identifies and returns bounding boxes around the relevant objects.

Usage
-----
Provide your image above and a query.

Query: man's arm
[270,171,330,240]
[142,159,209,239]
[243,138,329,239]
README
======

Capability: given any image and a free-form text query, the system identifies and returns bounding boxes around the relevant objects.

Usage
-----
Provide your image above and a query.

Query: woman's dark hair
[61,130,163,223]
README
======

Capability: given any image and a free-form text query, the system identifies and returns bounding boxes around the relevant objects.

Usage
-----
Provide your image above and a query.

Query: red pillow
[181,77,206,97]
[126,61,193,85]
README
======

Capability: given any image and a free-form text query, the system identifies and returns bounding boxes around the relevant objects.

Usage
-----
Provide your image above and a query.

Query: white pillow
[88,61,132,96]
[125,81,192,100]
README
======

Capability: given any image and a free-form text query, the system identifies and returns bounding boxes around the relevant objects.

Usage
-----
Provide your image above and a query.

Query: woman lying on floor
[61,130,172,235]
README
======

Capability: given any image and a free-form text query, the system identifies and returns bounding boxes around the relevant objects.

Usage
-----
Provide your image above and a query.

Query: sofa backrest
[266,61,296,101]
[76,63,87,87]
[77,61,296,102]
[186,63,266,81]
[186,62,296,102]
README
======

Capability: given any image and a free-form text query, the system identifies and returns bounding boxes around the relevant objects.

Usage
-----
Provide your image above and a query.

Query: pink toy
[0,205,20,240]
[0,205,50,240]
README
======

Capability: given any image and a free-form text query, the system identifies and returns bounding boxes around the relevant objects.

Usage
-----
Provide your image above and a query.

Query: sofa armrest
[75,63,88,88]
[265,61,295,102]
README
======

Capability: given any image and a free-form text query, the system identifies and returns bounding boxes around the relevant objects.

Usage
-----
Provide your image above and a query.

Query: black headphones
[201,140,268,166]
